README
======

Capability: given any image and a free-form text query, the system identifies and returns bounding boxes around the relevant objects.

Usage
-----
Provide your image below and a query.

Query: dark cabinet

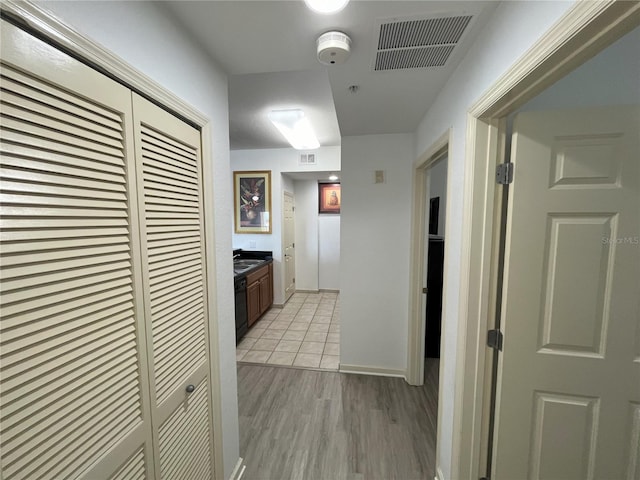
[246,281,261,327]
[246,263,273,327]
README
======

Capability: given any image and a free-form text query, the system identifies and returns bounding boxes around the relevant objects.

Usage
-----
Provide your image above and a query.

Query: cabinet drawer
[246,264,269,285]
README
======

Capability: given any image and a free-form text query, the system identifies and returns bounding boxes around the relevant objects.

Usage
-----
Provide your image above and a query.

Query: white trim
[0,2,228,479]
[319,289,340,294]
[435,466,445,480]
[406,128,450,386]
[339,364,405,378]
[282,190,294,304]
[452,2,640,479]
[229,457,245,480]
[202,124,227,480]
[295,289,320,294]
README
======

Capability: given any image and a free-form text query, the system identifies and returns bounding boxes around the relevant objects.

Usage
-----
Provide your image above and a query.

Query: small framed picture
[234,171,272,234]
[318,183,341,214]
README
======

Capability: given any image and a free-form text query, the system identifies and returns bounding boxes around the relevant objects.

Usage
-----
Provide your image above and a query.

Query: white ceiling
[163,0,498,150]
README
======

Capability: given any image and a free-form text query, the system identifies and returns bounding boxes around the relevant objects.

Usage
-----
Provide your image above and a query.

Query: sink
[233,258,265,275]
[234,259,264,268]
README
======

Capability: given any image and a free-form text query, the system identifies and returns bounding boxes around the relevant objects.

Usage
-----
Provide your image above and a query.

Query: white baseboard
[339,364,405,378]
[229,457,245,480]
[435,466,445,480]
[295,289,319,293]
[319,288,340,293]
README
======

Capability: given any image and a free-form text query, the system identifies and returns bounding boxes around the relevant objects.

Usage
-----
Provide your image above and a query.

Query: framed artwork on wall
[318,183,341,214]
[234,170,272,234]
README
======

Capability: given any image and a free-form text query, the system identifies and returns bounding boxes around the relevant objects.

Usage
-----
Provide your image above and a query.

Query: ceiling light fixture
[268,109,320,150]
[304,0,349,14]
[329,174,339,181]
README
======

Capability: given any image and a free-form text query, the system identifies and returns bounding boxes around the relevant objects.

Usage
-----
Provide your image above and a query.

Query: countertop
[233,249,273,280]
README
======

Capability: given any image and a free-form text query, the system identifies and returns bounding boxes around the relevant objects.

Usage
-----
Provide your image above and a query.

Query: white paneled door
[283,191,296,302]
[493,106,640,479]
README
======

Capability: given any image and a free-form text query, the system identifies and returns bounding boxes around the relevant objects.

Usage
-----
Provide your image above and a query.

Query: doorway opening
[407,130,451,386]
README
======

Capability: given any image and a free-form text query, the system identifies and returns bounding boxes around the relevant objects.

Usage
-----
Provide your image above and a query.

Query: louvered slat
[0,56,145,479]
[158,381,212,480]
[138,120,206,405]
[0,101,125,150]
[133,92,212,477]
[0,67,123,129]
[110,448,146,480]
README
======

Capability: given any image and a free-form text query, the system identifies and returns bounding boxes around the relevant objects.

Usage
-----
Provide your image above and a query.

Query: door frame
[407,128,451,386]
[451,2,640,479]
[0,1,227,478]
[282,190,295,303]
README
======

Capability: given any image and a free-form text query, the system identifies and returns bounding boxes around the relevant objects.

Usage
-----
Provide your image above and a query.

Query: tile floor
[236,291,340,371]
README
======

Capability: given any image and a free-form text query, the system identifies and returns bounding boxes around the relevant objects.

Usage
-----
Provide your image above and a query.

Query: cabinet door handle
[185,384,195,394]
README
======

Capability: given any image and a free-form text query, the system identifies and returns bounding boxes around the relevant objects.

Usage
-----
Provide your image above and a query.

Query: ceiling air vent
[374,15,472,71]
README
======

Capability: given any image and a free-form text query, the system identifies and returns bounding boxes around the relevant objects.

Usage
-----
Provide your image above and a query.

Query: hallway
[237,359,439,479]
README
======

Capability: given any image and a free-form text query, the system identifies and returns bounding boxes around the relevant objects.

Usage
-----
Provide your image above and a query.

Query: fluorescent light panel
[268,109,320,150]
[304,0,349,14]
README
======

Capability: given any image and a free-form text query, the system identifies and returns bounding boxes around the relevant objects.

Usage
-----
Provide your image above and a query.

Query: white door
[132,94,215,479]
[283,191,296,302]
[0,21,154,479]
[493,106,640,479]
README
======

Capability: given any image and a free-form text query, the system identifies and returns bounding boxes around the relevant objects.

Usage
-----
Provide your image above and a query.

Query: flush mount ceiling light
[329,174,339,181]
[268,109,320,150]
[304,0,349,14]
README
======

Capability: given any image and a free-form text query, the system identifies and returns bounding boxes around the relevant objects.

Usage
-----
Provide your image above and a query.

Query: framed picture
[234,171,272,234]
[318,183,341,214]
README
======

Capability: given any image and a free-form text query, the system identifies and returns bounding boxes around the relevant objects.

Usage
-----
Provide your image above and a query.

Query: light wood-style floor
[237,359,439,480]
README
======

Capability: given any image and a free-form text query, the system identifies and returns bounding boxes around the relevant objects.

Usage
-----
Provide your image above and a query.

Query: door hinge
[292,243,295,248]
[496,163,513,185]
[487,329,503,351]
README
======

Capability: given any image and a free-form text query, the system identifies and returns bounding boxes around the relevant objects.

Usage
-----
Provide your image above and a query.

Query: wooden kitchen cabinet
[246,281,261,327]
[246,263,273,327]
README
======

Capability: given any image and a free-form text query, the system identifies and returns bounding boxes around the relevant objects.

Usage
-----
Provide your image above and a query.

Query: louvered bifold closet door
[131,94,214,480]
[0,22,154,479]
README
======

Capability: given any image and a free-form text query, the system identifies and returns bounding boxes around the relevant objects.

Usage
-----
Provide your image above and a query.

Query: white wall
[429,156,447,237]
[414,1,574,478]
[517,25,640,113]
[318,215,340,290]
[293,180,341,292]
[231,146,340,304]
[340,134,414,371]
[35,1,240,477]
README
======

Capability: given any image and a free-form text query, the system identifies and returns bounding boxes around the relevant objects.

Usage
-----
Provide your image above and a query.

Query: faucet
[233,253,241,260]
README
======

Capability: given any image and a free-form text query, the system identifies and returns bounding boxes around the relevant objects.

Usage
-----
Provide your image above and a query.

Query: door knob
[186,384,195,394]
